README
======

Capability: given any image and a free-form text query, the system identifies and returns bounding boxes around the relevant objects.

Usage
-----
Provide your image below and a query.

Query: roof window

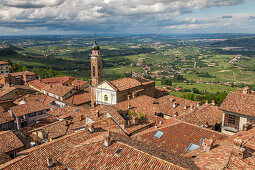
[154,130,164,139]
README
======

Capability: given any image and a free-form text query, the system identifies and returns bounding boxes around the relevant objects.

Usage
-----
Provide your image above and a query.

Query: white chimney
[46,158,53,168]
[88,123,94,133]
[104,132,111,147]
[211,100,216,106]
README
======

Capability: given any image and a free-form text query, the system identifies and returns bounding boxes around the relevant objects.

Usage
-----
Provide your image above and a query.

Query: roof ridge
[117,141,182,168]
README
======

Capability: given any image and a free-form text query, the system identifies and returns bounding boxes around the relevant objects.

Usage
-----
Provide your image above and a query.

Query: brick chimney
[79,115,84,121]
[202,138,214,151]
[232,138,245,159]
[211,100,216,106]
[104,132,111,147]
[205,100,208,105]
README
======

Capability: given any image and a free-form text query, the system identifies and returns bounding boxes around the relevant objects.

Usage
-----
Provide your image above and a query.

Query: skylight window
[114,149,122,156]
[154,130,164,139]
[75,109,80,112]
[186,143,200,151]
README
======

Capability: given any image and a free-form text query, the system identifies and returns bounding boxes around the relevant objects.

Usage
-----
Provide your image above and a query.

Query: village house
[0,71,36,86]
[41,84,77,107]
[0,61,10,75]
[9,102,50,129]
[220,87,255,135]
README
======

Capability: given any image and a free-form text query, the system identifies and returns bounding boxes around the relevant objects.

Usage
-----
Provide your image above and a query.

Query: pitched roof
[0,71,35,78]
[13,94,55,107]
[64,91,91,106]
[0,131,24,153]
[0,61,8,65]
[10,103,49,117]
[41,76,76,85]
[220,91,255,116]
[71,79,88,87]
[27,80,47,91]
[193,128,255,169]
[157,95,200,117]
[109,77,154,91]
[42,84,74,97]
[177,104,223,128]
[132,118,229,156]
[0,87,17,98]
[32,120,68,139]
[0,130,96,169]
[57,132,198,169]
[114,95,160,123]
[0,112,14,124]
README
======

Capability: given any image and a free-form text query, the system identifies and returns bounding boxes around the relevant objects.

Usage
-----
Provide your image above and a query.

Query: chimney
[174,112,178,117]
[184,105,187,110]
[87,123,94,133]
[202,138,214,151]
[65,120,70,126]
[190,104,194,111]
[128,95,131,100]
[95,110,100,118]
[211,100,216,106]
[170,98,175,103]
[155,115,158,127]
[46,157,53,168]
[196,102,201,107]
[173,103,177,108]
[104,132,111,147]
[243,86,250,94]
[205,100,208,105]
[79,115,84,121]
[232,138,245,159]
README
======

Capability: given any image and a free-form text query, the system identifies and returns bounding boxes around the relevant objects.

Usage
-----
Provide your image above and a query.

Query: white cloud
[0,0,253,34]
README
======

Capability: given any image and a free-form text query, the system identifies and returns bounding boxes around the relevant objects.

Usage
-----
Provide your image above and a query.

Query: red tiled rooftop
[220,91,255,116]
[178,104,223,128]
[0,131,24,153]
[42,84,74,97]
[41,76,76,85]
[133,118,229,156]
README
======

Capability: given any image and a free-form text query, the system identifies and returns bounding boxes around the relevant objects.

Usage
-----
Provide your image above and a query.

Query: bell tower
[90,38,103,87]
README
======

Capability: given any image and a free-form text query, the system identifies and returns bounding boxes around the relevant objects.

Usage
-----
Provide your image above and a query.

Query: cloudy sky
[0,0,255,35]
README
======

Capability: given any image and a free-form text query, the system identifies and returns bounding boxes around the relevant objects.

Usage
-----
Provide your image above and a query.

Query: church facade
[90,39,155,106]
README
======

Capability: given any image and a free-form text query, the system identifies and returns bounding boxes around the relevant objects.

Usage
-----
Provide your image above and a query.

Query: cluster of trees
[8,60,61,79]
[180,91,228,106]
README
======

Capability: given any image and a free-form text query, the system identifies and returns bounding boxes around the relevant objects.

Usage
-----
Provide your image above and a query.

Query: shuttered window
[224,113,239,129]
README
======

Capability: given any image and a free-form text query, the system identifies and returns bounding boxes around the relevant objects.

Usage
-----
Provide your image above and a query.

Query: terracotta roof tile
[42,84,74,97]
[220,91,255,116]
[0,130,96,169]
[57,132,198,169]
[132,118,229,156]
[0,112,14,124]
[41,76,76,85]
[178,104,223,128]
[27,80,47,90]
[0,131,24,153]
[109,77,154,91]
[64,91,91,106]
[10,103,49,117]
[157,95,200,117]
